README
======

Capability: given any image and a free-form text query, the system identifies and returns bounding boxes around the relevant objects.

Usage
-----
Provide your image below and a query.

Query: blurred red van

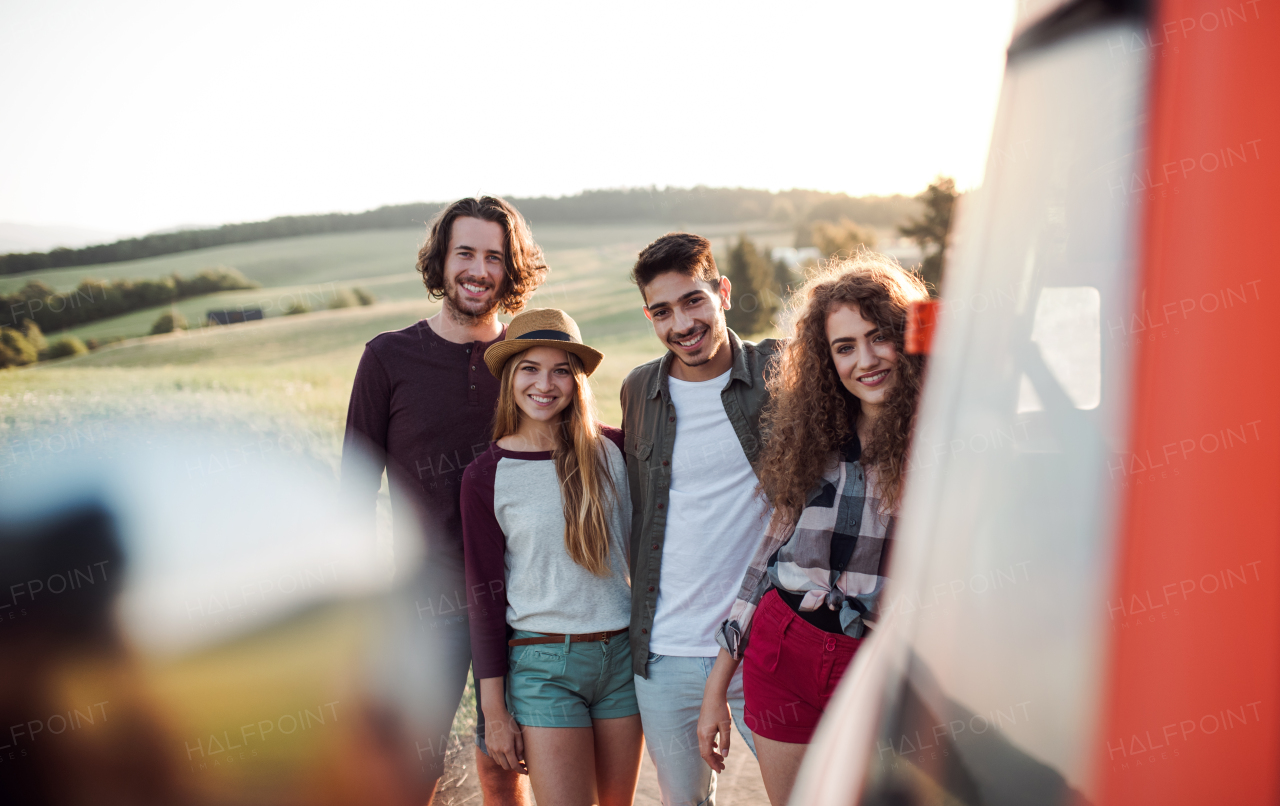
[793,1,1280,804]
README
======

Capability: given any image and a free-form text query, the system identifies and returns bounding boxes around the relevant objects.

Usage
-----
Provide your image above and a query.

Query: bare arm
[479,677,526,774]
[698,648,743,771]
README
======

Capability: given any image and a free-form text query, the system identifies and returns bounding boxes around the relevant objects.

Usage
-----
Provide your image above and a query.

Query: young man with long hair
[620,232,780,805]
[341,196,547,805]
[698,253,929,805]
[462,308,643,806]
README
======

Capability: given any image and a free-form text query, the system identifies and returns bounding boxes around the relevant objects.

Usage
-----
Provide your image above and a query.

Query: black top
[341,320,506,607]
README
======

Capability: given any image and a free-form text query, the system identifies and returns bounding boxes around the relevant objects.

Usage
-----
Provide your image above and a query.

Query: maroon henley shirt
[342,318,506,615]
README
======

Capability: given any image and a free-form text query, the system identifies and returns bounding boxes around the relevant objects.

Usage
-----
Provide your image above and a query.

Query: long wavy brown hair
[757,251,929,523]
[416,196,548,314]
[492,349,617,576]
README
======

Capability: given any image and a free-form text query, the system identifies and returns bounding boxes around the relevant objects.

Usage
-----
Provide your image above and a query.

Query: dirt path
[434,735,769,805]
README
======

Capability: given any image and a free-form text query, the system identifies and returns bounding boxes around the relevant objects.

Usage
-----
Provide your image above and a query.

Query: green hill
[5,221,794,345]
[0,228,425,295]
[0,186,919,276]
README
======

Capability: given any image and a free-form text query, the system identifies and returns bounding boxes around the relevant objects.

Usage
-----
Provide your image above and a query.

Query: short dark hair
[631,232,720,294]
[415,196,548,314]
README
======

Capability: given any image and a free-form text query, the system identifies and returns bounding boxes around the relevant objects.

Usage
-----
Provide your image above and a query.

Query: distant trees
[0,267,258,333]
[899,176,958,294]
[0,207,450,275]
[0,188,925,276]
[724,235,784,336]
[811,218,878,259]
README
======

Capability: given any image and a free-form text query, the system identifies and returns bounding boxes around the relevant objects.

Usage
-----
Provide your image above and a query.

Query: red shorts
[742,588,864,743]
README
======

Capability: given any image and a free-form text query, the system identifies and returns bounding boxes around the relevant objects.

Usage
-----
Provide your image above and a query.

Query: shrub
[352,287,375,306]
[151,310,189,335]
[21,319,47,353]
[45,336,89,360]
[285,303,311,316]
[0,326,38,368]
[328,289,358,309]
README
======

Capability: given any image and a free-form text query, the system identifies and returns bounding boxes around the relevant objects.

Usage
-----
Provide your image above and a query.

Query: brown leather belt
[509,627,628,647]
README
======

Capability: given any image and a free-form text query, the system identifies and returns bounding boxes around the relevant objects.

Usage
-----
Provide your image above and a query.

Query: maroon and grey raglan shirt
[342,319,506,612]
[461,426,632,680]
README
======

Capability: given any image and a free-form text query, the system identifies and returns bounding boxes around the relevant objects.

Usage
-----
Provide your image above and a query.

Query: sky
[0,0,1016,235]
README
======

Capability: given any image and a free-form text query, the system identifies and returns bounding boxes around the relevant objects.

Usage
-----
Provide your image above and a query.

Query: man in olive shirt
[621,233,780,805]
[343,197,545,806]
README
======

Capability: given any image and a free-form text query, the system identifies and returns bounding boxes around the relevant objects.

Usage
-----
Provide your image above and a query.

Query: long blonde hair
[493,349,617,576]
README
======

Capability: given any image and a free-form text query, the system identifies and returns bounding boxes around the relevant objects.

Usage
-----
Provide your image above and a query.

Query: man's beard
[668,317,727,367]
[443,275,501,326]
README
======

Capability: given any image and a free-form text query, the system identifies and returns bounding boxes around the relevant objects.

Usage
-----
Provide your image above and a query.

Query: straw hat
[484,308,604,378]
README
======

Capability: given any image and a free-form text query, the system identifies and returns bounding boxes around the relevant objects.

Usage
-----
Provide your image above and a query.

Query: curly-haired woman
[696,252,929,805]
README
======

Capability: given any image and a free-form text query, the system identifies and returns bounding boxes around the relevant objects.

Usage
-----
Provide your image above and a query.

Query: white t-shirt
[650,369,773,657]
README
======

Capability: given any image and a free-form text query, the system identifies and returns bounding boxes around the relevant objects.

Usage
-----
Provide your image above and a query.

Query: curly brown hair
[757,251,929,523]
[415,196,548,314]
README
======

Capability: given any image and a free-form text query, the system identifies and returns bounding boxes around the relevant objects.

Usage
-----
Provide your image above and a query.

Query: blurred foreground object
[794,0,1280,804]
[905,300,939,356]
[0,436,477,806]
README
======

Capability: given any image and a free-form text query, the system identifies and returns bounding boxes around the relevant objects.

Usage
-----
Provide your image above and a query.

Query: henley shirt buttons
[657,504,664,510]
[669,416,675,422]
[647,586,654,592]
[651,543,659,550]
[641,628,648,634]
[470,384,476,390]
[662,460,669,466]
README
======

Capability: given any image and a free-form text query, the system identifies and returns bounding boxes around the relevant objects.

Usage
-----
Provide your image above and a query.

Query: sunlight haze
[0,0,1015,235]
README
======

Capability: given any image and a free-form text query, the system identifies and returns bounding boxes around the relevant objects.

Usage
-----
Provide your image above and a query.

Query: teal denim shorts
[505,630,639,728]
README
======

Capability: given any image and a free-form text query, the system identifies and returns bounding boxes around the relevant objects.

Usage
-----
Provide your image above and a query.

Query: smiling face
[510,346,576,427]
[442,216,506,320]
[827,303,900,420]
[641,271,733,380]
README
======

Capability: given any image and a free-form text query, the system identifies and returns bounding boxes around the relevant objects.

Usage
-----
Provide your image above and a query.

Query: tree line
[0,187,922,276]
[721,176,958,336]
[1,267,258,333]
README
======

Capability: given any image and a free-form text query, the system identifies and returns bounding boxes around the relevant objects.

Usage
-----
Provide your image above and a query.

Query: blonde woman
[697,254,929,805]
[461,308,642,806]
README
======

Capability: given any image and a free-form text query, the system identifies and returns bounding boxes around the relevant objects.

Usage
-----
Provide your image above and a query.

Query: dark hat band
[516,329,574,342]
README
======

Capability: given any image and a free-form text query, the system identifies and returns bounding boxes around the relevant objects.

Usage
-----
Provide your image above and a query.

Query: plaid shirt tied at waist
[716,440,896,659]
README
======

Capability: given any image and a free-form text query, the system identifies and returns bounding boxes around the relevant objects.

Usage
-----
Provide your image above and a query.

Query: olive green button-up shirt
[619,329,782,677]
